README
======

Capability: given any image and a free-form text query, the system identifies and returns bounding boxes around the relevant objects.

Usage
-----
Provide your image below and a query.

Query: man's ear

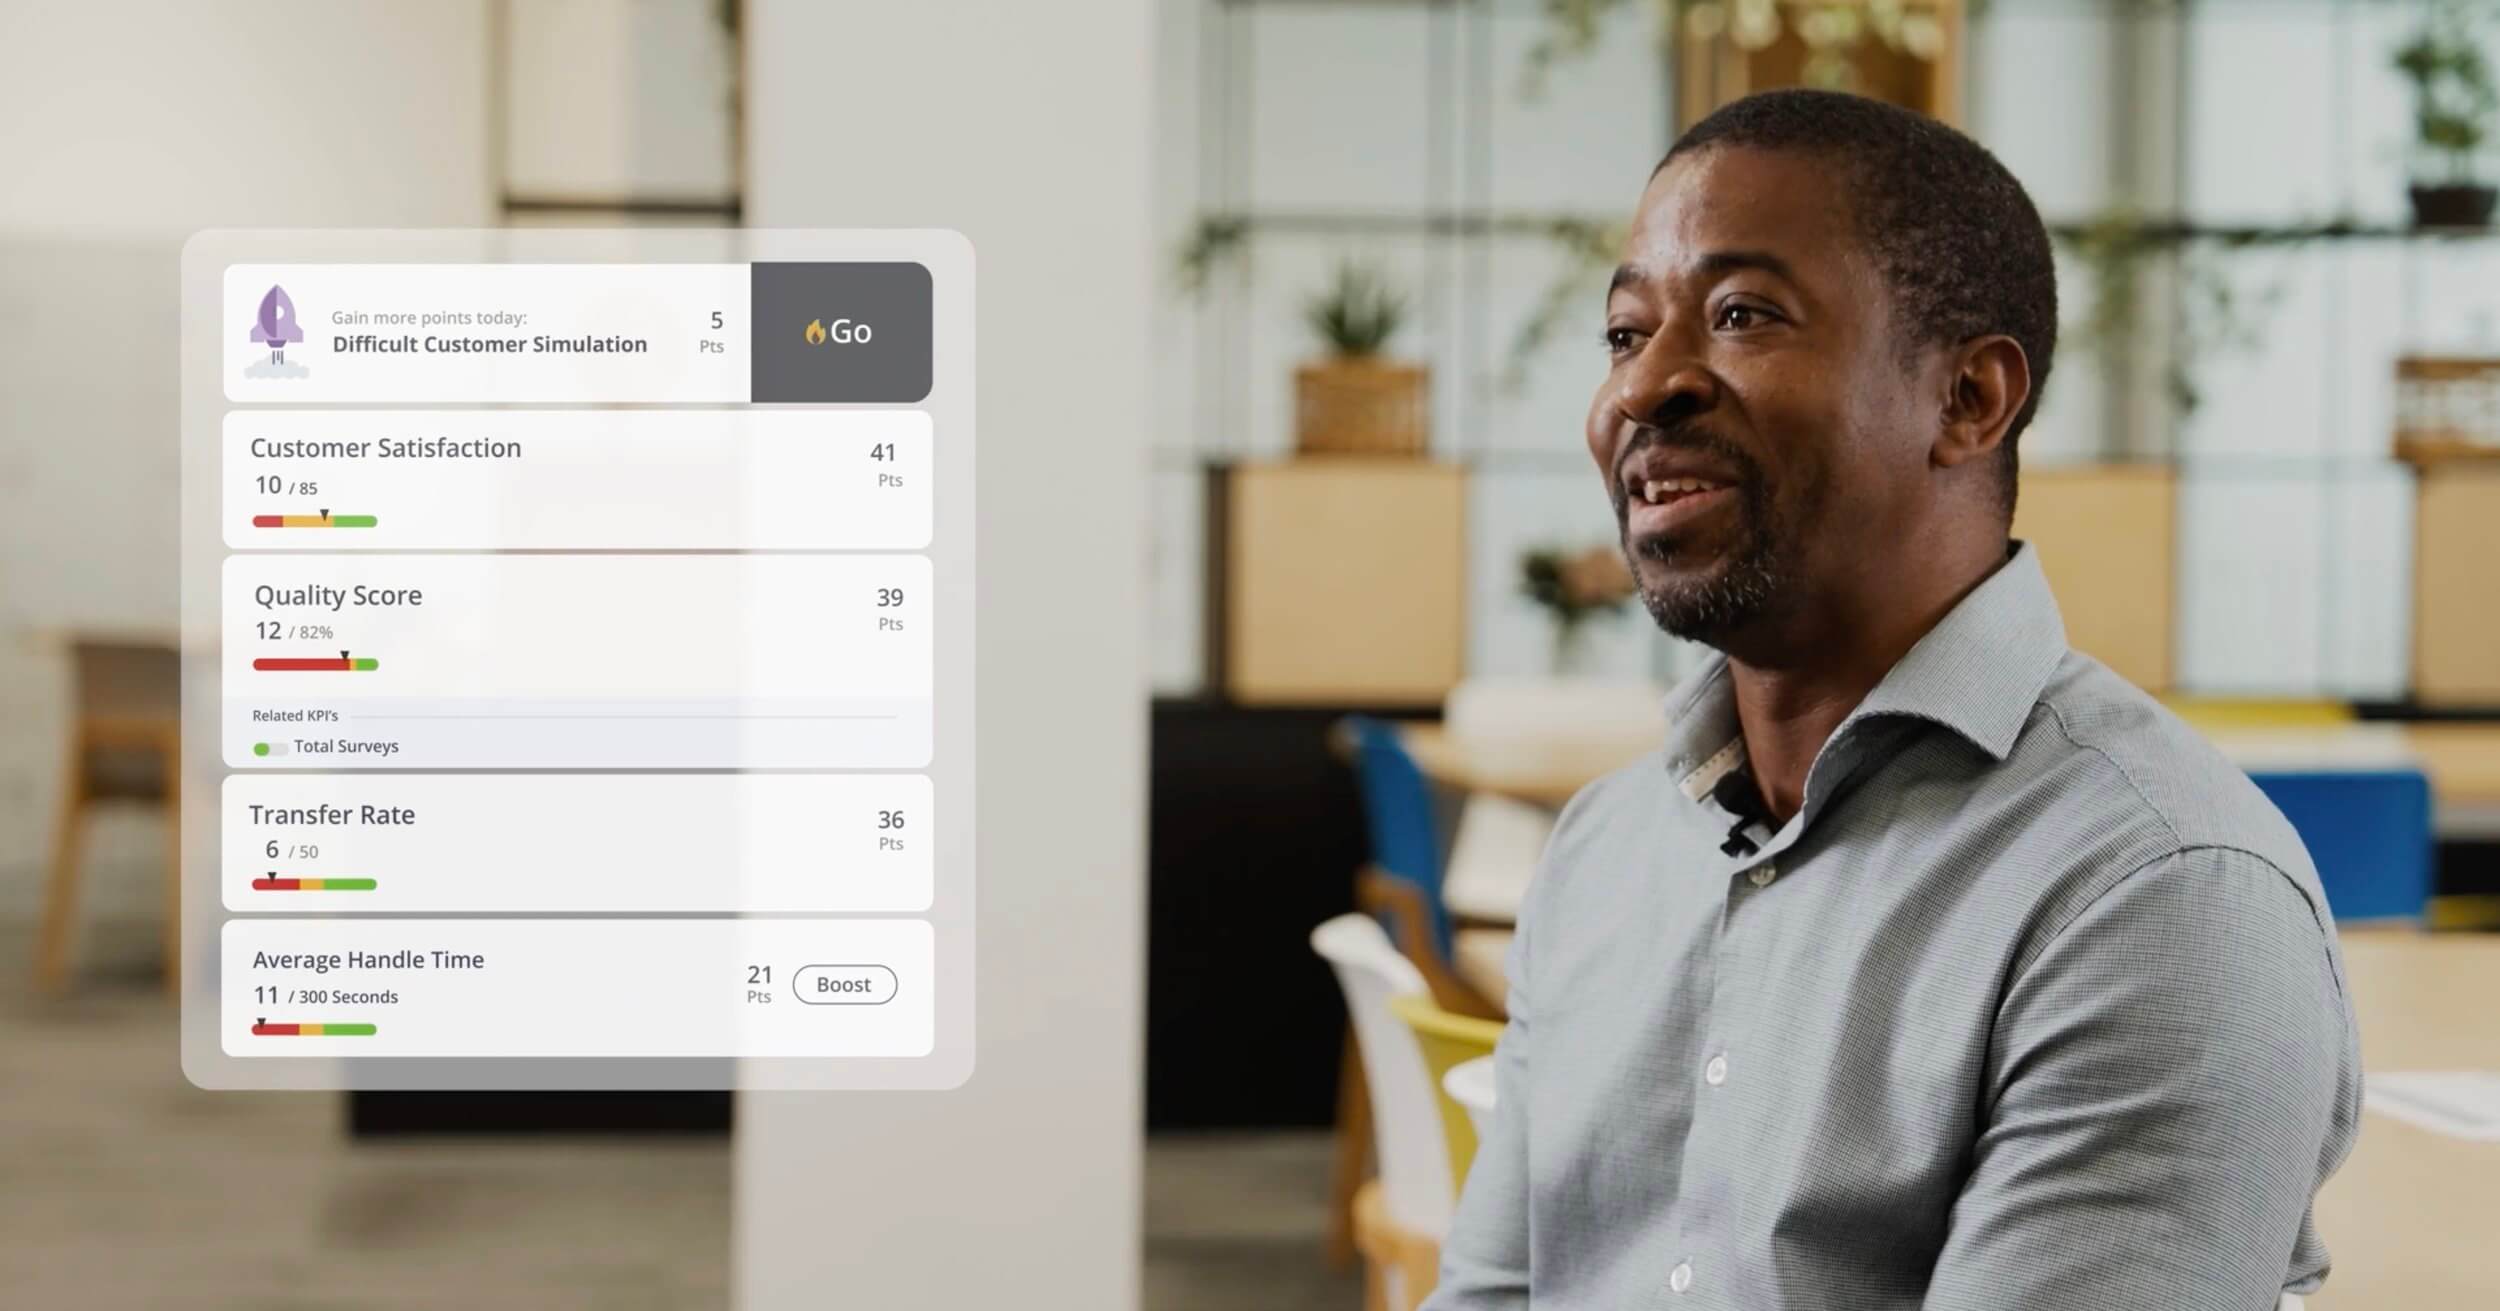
[1933,335,2030,471]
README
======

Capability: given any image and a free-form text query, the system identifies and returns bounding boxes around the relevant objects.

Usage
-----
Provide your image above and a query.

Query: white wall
[736,2,1150,1310]
[0,1,495,920]
[503,0,738,202]
[0,2,494,238]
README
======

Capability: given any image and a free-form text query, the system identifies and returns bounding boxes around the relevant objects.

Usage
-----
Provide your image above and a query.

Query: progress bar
[252,877,378,892]
[251,1022,378,1037]
[253,657,380,672]
[253,514,378,528]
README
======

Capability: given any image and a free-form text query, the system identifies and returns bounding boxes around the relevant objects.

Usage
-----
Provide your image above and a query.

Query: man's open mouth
[1635,476,1728,507]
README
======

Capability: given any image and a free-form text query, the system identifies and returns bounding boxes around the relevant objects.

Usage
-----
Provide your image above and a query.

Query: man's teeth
[1641,477,1723,504]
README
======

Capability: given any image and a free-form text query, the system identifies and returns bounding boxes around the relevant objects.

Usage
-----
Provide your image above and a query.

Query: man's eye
[1714,302,1771,331]
[1604,327,1644,355]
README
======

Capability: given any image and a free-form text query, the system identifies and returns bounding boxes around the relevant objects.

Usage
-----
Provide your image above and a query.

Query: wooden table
[1397,722,1647,811]
[2405,723,2500,837]
[2308,929,2500,1307]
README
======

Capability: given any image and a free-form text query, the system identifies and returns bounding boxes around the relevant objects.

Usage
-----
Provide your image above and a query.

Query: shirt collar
[1661,542,2069,802]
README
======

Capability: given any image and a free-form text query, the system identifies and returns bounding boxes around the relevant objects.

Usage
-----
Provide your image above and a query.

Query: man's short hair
[1663,89,2057,518]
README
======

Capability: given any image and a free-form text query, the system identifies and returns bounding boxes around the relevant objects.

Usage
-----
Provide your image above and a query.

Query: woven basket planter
[1294,358,1428,457]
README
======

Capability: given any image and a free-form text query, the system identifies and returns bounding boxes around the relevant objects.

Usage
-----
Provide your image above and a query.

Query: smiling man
[1427,90,2361,1311]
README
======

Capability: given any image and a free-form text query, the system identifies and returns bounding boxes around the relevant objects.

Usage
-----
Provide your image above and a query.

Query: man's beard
[1627,519,1780,645]
[1611,431,1785,646]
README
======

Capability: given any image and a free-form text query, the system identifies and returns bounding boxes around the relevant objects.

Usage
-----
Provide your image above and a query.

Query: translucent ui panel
[180,229,973,1093]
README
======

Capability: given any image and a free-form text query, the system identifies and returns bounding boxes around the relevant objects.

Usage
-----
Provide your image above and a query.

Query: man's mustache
[1611,425,1763,513]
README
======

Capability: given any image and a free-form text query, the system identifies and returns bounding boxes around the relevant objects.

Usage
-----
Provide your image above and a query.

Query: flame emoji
[803,319,827,345]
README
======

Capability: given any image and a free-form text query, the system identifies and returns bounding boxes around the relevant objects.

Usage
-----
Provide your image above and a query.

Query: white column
[737,3,1151,1310]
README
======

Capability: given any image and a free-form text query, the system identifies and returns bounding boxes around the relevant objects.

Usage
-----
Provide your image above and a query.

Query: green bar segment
[313,1023,379,1036]
[315,878,378,891]
[349,658,379,671]
[330,515,379,528]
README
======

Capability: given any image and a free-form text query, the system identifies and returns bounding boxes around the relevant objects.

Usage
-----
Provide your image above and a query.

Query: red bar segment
[253,657,352,671]
[252,1022,303,1036]
[251,514,284,527]
[252,877,303,891]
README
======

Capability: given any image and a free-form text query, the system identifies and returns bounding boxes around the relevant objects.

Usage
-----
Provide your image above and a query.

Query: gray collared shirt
[1428,544,2362,1311]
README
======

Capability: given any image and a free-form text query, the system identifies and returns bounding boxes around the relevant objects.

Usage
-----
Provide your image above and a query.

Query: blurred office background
[6,1,2500,1308]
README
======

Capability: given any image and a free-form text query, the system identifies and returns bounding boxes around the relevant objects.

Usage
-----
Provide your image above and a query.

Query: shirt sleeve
[1423,911,1533,1309]
[1922,846,2362,1311]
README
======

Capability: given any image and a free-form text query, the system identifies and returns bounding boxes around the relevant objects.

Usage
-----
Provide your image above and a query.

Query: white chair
[1313,913,1453,1311]
[1442,1055,1497,1143]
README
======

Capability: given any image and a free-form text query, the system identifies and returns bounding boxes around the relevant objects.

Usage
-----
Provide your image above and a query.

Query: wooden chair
[1351,1179,1444,1311]
[34,639,181,994]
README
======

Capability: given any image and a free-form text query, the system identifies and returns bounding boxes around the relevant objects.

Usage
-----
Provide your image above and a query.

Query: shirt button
[1704,1054,1728,1086]
[1748,863,1776,888]
[1670,1260,1694,1293]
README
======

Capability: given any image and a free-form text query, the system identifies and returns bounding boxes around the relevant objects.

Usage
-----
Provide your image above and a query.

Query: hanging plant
[2060,211,2299,414]
[2394,0,2499,226]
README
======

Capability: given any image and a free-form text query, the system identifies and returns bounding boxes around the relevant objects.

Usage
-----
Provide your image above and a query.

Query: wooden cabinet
[1214,460,1467,708]
[2414,465,2500,708]
[2012,465,2176,692]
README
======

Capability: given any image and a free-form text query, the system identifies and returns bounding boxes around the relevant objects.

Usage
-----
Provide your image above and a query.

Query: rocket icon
[251,285,302,363]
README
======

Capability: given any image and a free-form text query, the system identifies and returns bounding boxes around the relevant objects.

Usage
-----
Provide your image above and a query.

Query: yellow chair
[2161,697,2355,733]
[1390,992,1505,1192]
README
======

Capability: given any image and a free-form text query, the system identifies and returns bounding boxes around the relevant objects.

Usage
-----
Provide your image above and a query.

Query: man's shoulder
[1549,748,1677,842]
[1528,750,1681,894]
[2016,650,2319,895]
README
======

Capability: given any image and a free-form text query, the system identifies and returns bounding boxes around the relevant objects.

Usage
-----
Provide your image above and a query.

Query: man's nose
[1610,334,1719,433]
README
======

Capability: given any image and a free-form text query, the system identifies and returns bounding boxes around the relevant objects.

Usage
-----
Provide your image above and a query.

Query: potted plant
[2396,0,2499,228]
[1295,262,1428,456]
[1519,544,1636,674]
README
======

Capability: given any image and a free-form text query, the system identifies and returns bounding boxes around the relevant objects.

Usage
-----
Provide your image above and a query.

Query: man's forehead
[1622,147,1846,274]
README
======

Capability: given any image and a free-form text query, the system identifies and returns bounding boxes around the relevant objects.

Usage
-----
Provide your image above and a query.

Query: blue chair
[1342,716,1454,960]
[2247,769,2434,923]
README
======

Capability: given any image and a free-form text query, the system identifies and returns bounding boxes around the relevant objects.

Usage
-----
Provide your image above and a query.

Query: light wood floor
[1,922,1358,1310]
